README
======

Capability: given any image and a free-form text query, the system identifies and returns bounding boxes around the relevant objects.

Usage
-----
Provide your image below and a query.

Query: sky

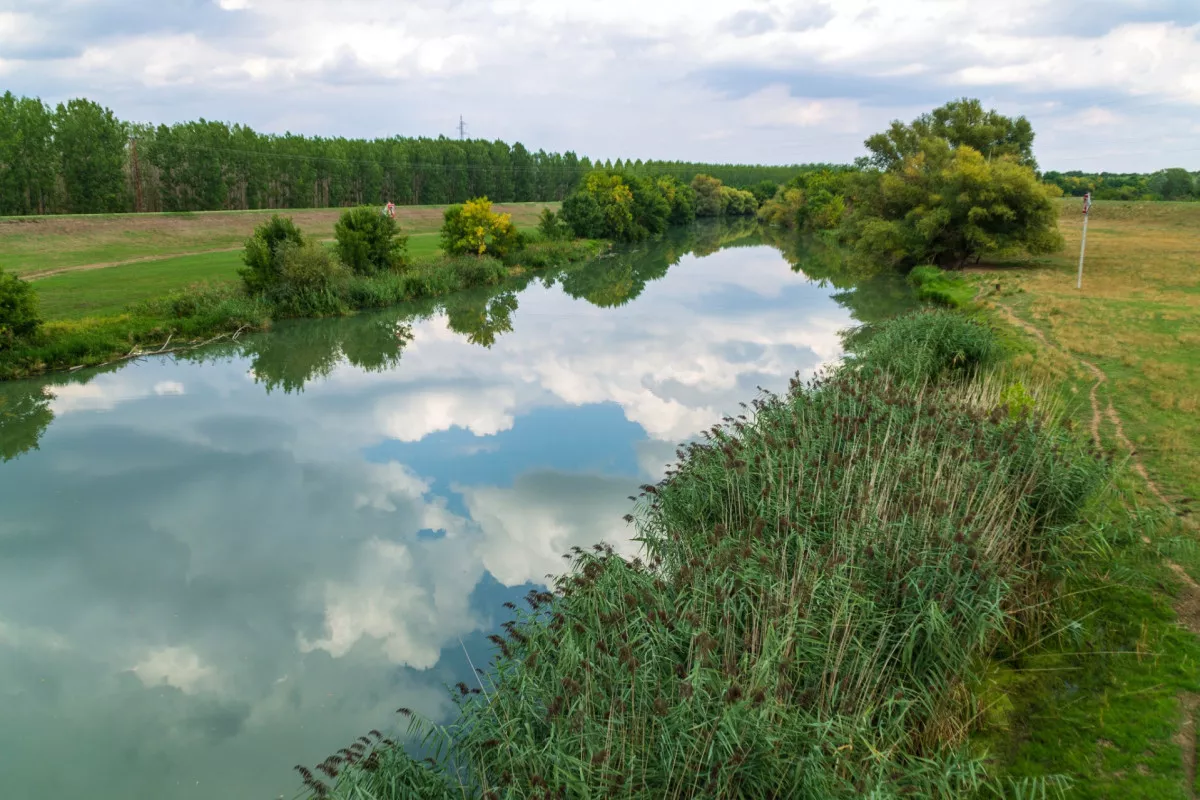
[1,0,1198,172]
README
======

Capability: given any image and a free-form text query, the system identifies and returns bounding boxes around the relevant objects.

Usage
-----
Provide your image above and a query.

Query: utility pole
[458,115,467,140]
[1076,192,1091,289]
[130,136,144,213]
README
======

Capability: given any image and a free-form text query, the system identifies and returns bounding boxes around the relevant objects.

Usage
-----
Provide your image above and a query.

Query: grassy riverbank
[292,308,1108,799]
[0,237,602,381]
[967,200,1200,797]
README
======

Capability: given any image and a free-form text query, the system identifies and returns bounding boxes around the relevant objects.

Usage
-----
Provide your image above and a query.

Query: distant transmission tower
[458,115,467,140]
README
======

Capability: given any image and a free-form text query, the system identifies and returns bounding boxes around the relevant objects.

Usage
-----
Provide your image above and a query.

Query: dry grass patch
[976,199,1200,504]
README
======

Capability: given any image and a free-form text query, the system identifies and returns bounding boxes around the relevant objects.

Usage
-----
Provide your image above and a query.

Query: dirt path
[23,248,244,281]
[990,302,1180,512]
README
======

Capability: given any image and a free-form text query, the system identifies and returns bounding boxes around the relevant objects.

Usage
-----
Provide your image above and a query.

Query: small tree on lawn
[335,206,409,275]
[239,215,305,294]
[441,197,520,258]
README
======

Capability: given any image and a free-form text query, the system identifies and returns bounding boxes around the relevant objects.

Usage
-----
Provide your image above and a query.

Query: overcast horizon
[1,0,1198,173]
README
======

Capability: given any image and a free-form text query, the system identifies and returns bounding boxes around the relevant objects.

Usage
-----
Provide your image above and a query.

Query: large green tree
[53,98,128,213]
[849,139,1062,269]
[865,98,1037,171]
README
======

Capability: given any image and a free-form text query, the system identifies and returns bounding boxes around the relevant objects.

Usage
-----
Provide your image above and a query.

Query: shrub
[719,185,758,215]
[0,269,42,350]
[334,206,408,276]
[536,207,571,241]
[445,254,508,288]
[560,171,676,242]
[239,215,304,294]
[847,308,999,384]
[505,239,604,269]
[691,173,727,216]
[266,240,351,316]
[440,197,520,259]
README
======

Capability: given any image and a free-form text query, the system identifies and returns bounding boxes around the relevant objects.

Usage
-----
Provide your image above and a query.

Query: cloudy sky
[1,2,1198,174]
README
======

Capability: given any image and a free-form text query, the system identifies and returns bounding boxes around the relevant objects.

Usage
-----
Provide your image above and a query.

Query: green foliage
[757,169,850,230]
[691,173,727,216]
[440,197,520,258]
[535,207,571,241]
[51,98,129,213]
[719,184,758,215]
[559,171,674,242]
[0,91,840,216]
[239,214,305,294]
[504,239,605,269]
[999,380,1035,419]
[748,179,779,205]
[0,91,57,215]
[691,174,758,217]
[654,175,697,225]
[0,269,42,349]
[1043,168,1199,201]
[849,141,1063,269]
[865,97,1037,170]
[304,346,1105,799]
[907,265,976,308]
[335,205,409,275]
[846,308,1000,384]
[265,240,352,316]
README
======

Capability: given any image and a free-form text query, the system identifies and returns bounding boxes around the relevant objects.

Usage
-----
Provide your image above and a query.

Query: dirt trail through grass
[989,289,1200,798]
[989,299,1191,534]
[23,247,244,280]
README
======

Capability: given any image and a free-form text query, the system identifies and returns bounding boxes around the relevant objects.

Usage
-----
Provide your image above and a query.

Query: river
[0,222,915,799]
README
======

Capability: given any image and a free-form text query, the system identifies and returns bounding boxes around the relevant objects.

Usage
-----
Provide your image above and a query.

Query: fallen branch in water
[68,326,248,373]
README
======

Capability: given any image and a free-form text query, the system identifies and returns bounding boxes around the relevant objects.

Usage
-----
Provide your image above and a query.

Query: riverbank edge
[294,294,1125,796]
[963,278,1200,795]
[0,238,608,381]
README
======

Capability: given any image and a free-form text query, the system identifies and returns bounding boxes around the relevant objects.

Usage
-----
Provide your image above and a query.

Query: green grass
[908,265,976,309]
[0,202,556,277]
[35,251,244,320]
[976,200,1200,503]
[962,200,1200,797]
[32,233,443,322]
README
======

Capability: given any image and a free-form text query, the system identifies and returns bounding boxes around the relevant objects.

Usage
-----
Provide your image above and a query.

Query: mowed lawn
[0,202,556,278]
[33,232,447,320]
[980,199,1200,504]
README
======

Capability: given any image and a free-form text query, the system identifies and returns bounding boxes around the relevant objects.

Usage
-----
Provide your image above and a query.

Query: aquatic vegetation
[304,311,1106,798]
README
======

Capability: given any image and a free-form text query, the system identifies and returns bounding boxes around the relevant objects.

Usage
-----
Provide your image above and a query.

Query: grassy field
[32,232,446,321]
[970,200,1200,798]
[4,204,550,323]
[0,202,555,278]
[981,199,1199,506]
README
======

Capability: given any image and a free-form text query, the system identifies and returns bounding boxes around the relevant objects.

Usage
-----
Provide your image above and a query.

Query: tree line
[0,91,816,216]
[1042,169,1199,201]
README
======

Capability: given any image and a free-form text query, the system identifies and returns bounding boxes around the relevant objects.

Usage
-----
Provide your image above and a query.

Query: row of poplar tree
[0,92,813,216]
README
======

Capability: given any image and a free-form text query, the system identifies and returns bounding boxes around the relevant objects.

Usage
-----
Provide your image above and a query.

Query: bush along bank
[295,309,1108,799]
[0,202,605,380]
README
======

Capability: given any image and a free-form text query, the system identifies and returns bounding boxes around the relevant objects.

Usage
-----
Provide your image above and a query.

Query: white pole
[1076,193,1091,290]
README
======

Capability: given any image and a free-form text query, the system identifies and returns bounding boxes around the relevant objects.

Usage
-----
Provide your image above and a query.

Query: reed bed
[299,311,1106,799]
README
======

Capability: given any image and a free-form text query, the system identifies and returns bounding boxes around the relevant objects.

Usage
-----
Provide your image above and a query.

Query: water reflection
[0,222,916,800]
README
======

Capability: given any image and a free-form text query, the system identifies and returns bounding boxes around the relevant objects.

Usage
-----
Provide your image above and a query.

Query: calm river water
[0,223,914,799]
